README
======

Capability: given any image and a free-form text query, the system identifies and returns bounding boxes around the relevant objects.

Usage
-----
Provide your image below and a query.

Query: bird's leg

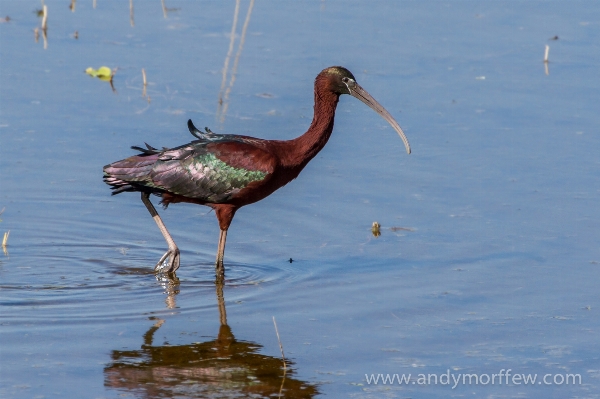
[213,205,236,281]
[215,229,227,280]
[215,278,227,326]
[141,192,180,274]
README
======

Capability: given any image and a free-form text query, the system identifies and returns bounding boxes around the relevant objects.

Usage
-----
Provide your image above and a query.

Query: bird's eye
[342,77,349,83]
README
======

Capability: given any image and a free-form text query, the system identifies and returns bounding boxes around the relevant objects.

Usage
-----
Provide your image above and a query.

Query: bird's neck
[278,87,340,169]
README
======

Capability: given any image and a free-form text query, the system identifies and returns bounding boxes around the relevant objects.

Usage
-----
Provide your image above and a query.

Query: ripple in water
[1,243,314,326]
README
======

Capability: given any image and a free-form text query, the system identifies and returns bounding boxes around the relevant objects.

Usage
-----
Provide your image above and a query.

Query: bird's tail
[103,151,161,195]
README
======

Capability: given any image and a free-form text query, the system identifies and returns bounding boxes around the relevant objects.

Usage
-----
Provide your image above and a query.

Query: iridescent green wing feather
[148,142,271,202]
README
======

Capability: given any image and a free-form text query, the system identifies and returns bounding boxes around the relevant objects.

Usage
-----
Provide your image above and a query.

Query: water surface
[1,1,599,398]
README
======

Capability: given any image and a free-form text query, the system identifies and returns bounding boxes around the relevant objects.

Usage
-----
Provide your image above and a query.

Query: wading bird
[103,66,411,278]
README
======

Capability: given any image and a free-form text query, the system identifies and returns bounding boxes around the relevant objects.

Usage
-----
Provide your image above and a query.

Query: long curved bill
[350,83,411,154]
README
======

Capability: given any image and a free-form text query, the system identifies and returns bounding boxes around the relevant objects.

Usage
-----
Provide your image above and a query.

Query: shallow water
[1,1,600,398]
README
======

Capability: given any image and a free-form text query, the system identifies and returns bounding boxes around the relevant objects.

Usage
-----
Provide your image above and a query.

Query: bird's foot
[154,248,180,274]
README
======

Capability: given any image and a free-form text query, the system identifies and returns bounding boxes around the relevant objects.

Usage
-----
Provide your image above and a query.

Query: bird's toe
[155,249,180,274]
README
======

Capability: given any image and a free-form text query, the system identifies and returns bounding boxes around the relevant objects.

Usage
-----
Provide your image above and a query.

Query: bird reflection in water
[155,272,180,309]
[104,281,318,398]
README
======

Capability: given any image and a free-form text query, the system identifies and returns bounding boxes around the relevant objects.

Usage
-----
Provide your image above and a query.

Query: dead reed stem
[161,0,167,18]
[39,4,48,49]
[544,45,550,75]
[272,316,286,370]
[217,0,241,120]
[41,5,47,31]
[142,68,147,97]
[129,0,134,27]
[2,230,9,247]
[220,0,255,123]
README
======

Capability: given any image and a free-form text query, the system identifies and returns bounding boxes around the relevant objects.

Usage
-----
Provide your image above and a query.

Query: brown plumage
[103,66,411,278]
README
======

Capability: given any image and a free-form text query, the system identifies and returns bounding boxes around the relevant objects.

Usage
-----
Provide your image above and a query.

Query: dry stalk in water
[544,45,550,75]
[161,0,167,18]
[41,5,47,31]
[129,0,134,27]
[142,68,147,97]
[272,316,286,370]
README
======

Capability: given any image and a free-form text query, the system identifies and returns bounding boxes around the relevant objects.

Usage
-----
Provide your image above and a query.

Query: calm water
[1,1,600,398]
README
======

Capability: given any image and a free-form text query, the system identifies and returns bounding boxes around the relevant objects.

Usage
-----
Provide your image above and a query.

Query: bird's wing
[147,140,276,202]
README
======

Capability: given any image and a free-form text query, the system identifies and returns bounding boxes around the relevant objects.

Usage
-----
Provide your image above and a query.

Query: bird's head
[319,66,357,95]
[318,66,411,154]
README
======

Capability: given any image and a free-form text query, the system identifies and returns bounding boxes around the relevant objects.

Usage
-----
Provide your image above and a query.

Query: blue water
[1,1,599,398]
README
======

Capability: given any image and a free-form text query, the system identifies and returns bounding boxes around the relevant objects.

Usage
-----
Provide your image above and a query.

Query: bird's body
[104,66,411,278]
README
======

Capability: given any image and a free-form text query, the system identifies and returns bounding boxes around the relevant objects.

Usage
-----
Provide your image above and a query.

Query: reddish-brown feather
[208,141,276,173]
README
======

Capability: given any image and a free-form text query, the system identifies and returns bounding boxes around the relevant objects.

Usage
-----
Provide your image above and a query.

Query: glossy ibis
[103,66,411,278]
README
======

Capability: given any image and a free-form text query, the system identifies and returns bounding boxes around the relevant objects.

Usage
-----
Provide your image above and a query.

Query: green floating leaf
[85,66,112,79]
